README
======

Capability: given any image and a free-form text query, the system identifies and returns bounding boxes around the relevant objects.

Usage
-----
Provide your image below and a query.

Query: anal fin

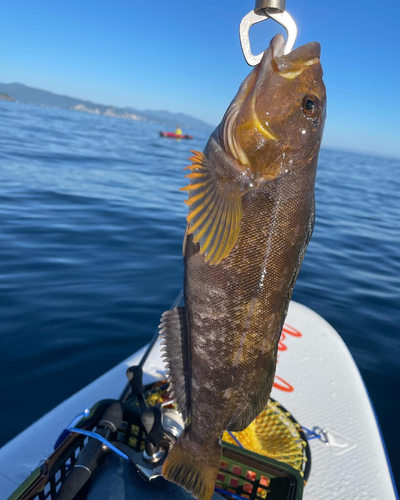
[159,307,190,423]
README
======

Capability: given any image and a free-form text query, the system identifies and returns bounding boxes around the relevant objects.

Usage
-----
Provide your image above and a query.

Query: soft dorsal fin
[180,150,242,265]
[228,356,277,432]
[227,395,268,432]
[159,307,190,423]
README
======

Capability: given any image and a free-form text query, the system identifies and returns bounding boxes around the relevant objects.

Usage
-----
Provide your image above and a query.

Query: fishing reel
[119,365,184,481]
[54,371,207,500]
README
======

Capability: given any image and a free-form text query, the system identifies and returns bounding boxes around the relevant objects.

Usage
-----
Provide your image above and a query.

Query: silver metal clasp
[255,0,286,13]
[239,8,298,66]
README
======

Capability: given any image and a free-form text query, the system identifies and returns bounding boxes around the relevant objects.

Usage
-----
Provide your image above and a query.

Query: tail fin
[162,430,221,500]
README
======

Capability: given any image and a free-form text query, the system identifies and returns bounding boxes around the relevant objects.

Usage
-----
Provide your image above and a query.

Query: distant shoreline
[0,92,16,102]
[0,82,214,132]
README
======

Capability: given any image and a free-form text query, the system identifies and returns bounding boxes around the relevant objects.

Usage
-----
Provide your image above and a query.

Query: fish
[160,33,326,500]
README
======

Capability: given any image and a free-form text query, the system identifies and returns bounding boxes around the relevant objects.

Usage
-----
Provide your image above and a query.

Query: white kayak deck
[0,301,397,499]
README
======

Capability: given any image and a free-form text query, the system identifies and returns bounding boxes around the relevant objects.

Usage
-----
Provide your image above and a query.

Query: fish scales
[186,156,316,431]
[161,33,326,500]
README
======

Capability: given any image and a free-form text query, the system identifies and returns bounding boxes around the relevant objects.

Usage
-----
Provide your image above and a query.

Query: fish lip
[257,35,321,80]
[282,41,321,64]
[257,34,285,81]
[275,41,321,74]
[270,33,286,59]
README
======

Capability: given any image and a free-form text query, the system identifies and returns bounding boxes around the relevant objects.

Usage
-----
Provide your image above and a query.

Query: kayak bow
[160,132,193,139]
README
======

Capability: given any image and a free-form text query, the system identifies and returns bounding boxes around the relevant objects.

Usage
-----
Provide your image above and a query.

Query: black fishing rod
[56,402,124,500]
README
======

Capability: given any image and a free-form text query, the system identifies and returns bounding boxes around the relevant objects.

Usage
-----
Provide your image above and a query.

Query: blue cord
[227,431,244,448]
[68,408,90,429]
[54,409,92,449]
[68,428,129,460]
[300,426,322,441]
[215,486,247,500]
[54,408,129,460]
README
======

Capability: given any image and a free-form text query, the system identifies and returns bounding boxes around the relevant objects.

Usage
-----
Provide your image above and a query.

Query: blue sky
[0,0,399,158]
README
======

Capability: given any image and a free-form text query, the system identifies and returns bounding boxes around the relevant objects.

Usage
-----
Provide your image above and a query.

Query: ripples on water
[0,101,399,485]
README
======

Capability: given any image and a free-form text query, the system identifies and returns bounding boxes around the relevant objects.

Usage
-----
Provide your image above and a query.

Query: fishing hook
[239,8,298,66]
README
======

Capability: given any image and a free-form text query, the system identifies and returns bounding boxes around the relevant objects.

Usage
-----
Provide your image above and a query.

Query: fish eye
[302,95,319,117]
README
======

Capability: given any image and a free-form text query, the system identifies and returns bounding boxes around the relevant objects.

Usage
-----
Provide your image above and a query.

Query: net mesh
[222,399,307,475]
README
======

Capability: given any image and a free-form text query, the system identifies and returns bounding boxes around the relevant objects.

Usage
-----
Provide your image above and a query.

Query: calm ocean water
[0,101,399,486]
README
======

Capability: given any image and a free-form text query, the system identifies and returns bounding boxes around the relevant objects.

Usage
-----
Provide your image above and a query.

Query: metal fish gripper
[240,0,298,65]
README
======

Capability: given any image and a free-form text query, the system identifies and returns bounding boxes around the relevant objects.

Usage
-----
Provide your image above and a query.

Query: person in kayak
[175,126,182,136]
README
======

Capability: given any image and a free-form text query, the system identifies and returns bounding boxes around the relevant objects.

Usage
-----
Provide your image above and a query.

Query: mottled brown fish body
[161,34,326,500]
[185,146,316,434]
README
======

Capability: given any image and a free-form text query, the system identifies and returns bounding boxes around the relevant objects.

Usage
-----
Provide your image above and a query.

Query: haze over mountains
[0,83,214,132]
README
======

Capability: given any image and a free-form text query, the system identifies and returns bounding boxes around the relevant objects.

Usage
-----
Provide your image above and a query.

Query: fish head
[220,34,326,182]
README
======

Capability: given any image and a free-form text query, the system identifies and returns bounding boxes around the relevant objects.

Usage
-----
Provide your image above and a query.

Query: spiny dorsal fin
[180,151,242,265]
[159,307,190,423]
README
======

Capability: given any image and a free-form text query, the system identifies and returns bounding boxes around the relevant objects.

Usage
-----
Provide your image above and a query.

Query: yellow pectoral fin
[181,150,242,265]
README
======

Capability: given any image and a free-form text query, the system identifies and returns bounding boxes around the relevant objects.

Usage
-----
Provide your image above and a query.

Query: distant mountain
[0,83,214,132]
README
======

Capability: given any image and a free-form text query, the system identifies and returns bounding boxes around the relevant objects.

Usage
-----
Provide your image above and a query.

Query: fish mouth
[270,34,321,79]
[246,35,322,114]
[255,34,321,85]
